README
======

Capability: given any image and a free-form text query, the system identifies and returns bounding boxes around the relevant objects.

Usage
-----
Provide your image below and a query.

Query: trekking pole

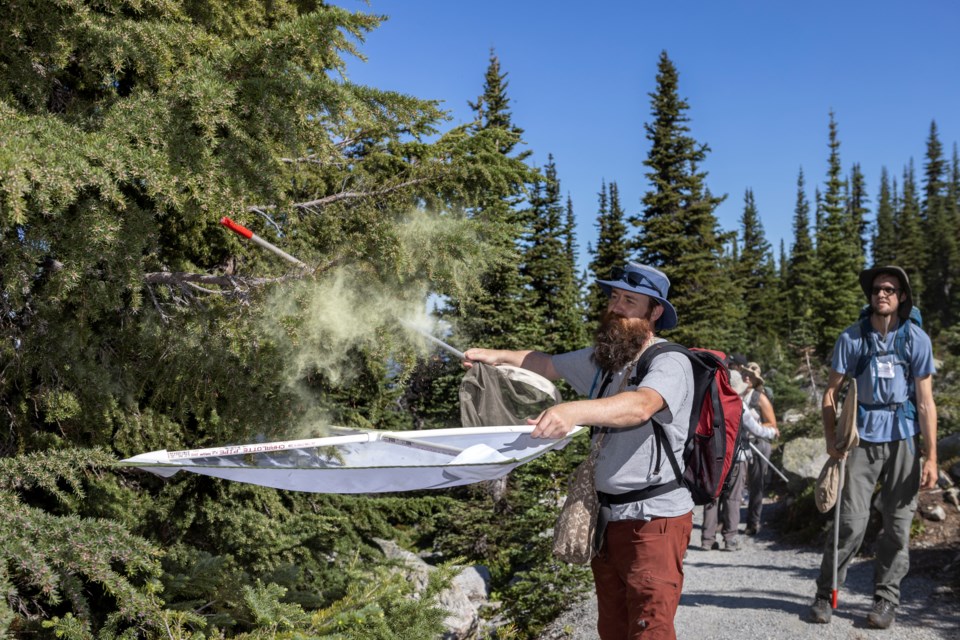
[220,216,308,268]
[747,441,790,483]
[831,456,846,609]
[400,319,466,360]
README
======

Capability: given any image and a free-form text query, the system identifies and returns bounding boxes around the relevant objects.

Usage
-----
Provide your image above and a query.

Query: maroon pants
[591,512,693,639]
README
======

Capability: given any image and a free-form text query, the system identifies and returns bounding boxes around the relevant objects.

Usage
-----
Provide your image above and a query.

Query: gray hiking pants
[702,460,747,545]
[746,438,771,530]
[815,438,920,605]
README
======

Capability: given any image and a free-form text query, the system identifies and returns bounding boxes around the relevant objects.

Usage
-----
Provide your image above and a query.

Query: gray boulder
[373,538,491,640]
[938,432,960,462]
[780,436,829,492]
[781,408,807,424]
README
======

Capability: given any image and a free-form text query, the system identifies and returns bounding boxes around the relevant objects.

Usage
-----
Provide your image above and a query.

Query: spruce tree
[950,145,960,322]
[564,195,590,349]
[895,161,927,305]
[813,113,862,356]
[920,121,955,329]
[872,167,898,264]
[587,181,630,325]
[787,168,819,349]
[738,189,780,359]
[848,163,870,257]
[0,3,532,633]
[454,49,536,350]
[630,51,741,348]
[522,156,584,353]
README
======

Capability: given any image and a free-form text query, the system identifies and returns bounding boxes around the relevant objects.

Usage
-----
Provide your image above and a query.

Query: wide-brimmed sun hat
[596,261,678,330]
[744,362,764,386]
[858,265,913,320]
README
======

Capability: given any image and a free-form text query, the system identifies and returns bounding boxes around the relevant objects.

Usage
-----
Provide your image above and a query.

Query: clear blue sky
[338,0,960,273]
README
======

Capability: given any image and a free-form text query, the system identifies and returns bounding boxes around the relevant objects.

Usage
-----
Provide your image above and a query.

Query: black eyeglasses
[871,285,899,297]
[610,267,663,297]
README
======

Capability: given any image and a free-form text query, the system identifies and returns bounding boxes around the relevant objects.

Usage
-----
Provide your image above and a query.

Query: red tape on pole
[220,216,253,239]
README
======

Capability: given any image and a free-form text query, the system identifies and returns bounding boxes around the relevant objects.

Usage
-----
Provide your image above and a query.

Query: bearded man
[464,261,695,640]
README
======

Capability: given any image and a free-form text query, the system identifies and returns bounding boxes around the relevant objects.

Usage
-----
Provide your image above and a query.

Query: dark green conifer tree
[0,5,535,633]
[522,158,586,353]
[777,239,791,343]
[813,113,862,356]
[920,121,955,329]
[587,181,630,325]
[872,167,898,264]
[630,51,742,348]
[848,163,870,257]
[737,189,780,359]
[454,49,536,349]
[950,145,960,323]
[895,161,927,305]
[787,168,819,349]
[563,195,589,349]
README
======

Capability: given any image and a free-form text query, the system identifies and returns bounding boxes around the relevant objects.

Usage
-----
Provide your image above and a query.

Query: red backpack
[597,342,744,507]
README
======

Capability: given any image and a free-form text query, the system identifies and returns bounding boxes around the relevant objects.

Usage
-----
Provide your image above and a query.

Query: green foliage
[428,436,594,638]
[295,565,451,640]
[523,156,588,353]
[631,51,743,350]
[920,121,958,331]
[0,449,170,638]
[813,113,863,356]
[5,5,960,637]
[587,181,630,327]
[736,188,781,361]
[770,483,825,545]
[872,168,897,265]
[786,168,818,350]
[894,162,927,305]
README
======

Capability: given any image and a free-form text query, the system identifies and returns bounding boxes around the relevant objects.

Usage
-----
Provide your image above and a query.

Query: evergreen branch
[143,272,299,288]
[143,258,345,293]
[247,178,429,213]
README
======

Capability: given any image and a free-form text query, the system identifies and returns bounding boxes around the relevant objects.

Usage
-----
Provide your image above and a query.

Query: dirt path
[539,501,959,639]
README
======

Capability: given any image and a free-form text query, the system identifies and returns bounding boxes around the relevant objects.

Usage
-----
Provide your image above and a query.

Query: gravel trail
[539,502,959,639]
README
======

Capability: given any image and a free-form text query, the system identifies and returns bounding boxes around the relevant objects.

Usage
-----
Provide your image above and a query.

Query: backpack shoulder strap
[853,315,875,379]
[893,317,912,366]
[629,341,690,386]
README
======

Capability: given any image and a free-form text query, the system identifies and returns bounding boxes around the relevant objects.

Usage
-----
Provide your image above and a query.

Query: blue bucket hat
[596,262,678,330]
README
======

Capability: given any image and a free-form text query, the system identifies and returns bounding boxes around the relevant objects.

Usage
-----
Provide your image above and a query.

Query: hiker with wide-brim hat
[740,362,777,536]
[808,265,939,630]
[858,265,913,320]
[463,260,695,639]
[701,370,778,551]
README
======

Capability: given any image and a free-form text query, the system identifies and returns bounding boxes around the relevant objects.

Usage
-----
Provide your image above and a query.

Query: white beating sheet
[120,425,582,494]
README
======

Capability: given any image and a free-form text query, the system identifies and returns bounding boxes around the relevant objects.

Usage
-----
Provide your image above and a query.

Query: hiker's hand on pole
[528,404,579,439]
[462,348,505,368]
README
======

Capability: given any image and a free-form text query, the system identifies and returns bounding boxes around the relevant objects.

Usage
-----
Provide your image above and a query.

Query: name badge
[876,361,896,379]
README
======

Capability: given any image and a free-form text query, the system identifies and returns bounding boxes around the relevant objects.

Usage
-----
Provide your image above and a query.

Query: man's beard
[592,310,655,373]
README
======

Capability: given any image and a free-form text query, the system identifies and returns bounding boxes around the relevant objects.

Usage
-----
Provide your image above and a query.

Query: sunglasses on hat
[610,266,664,297]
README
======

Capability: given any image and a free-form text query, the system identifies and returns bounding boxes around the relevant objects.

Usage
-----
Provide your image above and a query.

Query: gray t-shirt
[552,339,695,520]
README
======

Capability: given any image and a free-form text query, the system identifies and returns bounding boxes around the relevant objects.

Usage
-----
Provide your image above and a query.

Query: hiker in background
[700,371,779,551]
[808,266,939,629]
[725,353,749,375]
[742,362,777,535]
[464,261,694,640]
